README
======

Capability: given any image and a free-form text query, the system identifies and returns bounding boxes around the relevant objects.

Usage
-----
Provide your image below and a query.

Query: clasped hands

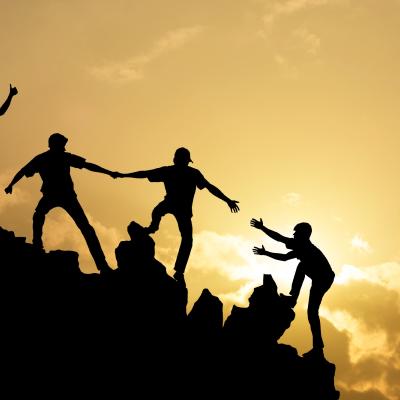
[109,171,127,179]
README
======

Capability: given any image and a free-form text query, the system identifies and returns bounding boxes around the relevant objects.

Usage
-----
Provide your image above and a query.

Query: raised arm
[0,84,18,116]
[204,181,240,213]
[252,245,296,261]
[250,218,291,244]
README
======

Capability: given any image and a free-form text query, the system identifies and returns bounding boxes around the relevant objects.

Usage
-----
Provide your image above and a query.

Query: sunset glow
[2,1,400,398]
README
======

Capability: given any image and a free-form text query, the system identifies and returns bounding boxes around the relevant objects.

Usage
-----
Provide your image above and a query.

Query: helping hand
[252,245,266,255]
[250,218,264,230]
[228,199,240,213]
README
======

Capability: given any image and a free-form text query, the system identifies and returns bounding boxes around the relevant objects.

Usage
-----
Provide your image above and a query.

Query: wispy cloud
[282,192,302,206]
[323,261,400,399]
[351,234,372,253]
[90,26,205,82]
[263,0,332,26]
[293,27,321,55]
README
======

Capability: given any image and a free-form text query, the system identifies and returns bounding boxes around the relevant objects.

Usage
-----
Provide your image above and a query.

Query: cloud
[336,262,400,292]
[90,25,205,82]
[340,388,391,400]
[262,0,333,26]
[321,262,400,400]
[155,230,300,314]
[282,192,302,206]
[293,27,321,55]
[351,234,372,253]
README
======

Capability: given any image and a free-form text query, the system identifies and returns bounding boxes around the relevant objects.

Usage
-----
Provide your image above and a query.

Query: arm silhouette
[204,181,240,213]
[83,161,118,178]
[252,245,295,261]
[250,218,290,244]
[121,170,150,178]
[0,84,18,116]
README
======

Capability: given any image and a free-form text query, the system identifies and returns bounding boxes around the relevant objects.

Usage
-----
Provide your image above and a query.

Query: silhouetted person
[0,84,18,116]
[251,218,335,358]
[117,147,239,281]
[4,133,116,273]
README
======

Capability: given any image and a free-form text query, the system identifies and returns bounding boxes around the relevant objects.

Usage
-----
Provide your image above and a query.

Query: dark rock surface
[0,226,340,399]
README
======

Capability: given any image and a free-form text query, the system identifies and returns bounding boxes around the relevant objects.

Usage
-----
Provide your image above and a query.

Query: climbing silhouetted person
[251,218,335,358]
[4,133,116,273]
[0,84,18,116]
[117,147,240,281]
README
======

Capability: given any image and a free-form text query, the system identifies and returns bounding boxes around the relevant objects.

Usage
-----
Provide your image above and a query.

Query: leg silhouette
[32,197,54,249]
[280,262,305,308]
[289,263,306,302]
[174,215,193,275]
[147,200,169,233]
[307,278,334,351]
[63,197,110,273]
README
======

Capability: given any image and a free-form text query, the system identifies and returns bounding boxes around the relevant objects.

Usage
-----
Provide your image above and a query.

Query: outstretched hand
[253,245,266,256]
[9,84,18,96]
[4,185,12,194]
[250,218,264,230]
[227,199,240,213]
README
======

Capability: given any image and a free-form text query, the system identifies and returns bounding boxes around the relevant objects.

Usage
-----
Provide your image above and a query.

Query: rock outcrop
[0,225,340,399]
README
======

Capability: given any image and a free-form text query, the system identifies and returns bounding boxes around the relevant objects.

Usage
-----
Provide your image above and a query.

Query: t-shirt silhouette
[23,151,86,197]
[146,165,207,216]
[286,239,334,282]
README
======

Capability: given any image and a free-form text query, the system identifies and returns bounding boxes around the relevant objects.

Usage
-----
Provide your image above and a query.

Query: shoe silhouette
[173,270,184,282]
[302,347,324,359]
[279,293,297,308]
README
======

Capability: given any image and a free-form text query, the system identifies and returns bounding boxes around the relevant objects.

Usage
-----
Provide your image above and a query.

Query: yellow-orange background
[1,1,400,398]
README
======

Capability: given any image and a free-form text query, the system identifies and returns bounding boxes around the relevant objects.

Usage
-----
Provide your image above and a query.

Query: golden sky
[1,1,400,398]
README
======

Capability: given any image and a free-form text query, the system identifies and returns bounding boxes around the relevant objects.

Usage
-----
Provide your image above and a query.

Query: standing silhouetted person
[251,218,334,358]
[117,147,239,280]
[0,84,18,116]
[4,133,116,273]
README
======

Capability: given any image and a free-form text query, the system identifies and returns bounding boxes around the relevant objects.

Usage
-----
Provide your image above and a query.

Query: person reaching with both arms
[251,218,335,358]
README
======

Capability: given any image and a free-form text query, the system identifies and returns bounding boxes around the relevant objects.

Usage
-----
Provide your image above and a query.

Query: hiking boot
[32,240,45,253]
[280,293,297,308]
[144,225,159,234]
[173,270,185,282]
[98,262,115,276]
[302,347,324,359]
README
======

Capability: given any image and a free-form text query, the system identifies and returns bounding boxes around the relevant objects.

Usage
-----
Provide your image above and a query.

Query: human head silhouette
[293,222,312,241]
[173,147,193,166]
[48,133,68,152]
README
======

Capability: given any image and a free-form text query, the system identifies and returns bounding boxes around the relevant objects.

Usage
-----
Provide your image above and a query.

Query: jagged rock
[188,288,223,337]
[223,274,295,347]
[0,225,340,399]
[114,221,188,330]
